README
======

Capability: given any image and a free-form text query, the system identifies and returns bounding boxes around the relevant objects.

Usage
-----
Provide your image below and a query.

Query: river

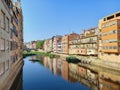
[11,55,120,90]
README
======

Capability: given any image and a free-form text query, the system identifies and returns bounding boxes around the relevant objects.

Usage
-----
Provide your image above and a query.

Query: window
[6,17,9,32]
[0,38,5,51]
[10,29,12,39]
[6,40,9,50]
[113,46,117,49]
[1,10,5,29]
[116,13,120,17]
[113,30,117,34]
[0,62,5,76]
[109,39,117,43]
[5,60,9,71]
[102,32,107,36]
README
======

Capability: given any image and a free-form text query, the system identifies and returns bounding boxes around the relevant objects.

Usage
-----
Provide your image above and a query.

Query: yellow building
[79,28,98,56]
[99,12,120,61]
[69,33,80,55]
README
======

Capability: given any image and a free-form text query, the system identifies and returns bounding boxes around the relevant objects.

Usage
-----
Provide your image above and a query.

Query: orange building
[99,12,120,61]
[61,35,69,54]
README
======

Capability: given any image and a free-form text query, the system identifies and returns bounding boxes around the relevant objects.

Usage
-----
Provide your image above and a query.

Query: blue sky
[21,0,120,42]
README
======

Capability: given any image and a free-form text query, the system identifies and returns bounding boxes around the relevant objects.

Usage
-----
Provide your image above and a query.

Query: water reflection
[11,55,120,90]
[40,56,120,90]
[10,68,23,90]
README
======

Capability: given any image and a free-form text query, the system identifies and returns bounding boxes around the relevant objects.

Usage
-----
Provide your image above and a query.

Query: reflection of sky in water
[23,56,90,90]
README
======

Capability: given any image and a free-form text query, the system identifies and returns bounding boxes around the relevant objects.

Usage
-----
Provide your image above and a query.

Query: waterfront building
[0,0,23,89]
[32,41,37,50]
[68,33,80,54]
[57,37,62,53]
[24,42,33,49]
[43,38,53,52]
[48,38,53,52]
[79,28,98,55]
[99,12,120,61]
[61,35,69,54]
[43,39,49,52]
[52,35,62,53]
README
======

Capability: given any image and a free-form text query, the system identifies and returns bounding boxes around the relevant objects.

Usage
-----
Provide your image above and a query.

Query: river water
[12,55,120,90]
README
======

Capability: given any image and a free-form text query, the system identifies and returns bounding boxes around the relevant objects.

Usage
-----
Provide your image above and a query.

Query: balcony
[86,32,95,37]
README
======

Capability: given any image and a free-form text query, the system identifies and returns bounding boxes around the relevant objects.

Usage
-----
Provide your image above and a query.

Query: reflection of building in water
[99,71,120,90]
[56,58,62,75]
[87,69,98,84]
[43,57,62,76]
[53,58,57,75]
[61,60,69,81]
[10,68,23,90]
[43,57,49,68]
[69,63,78,82]
[78,65,87,77]
[30,56,37,60]
[69,63,99,90]
[43,57,53,72]
[42,56,120,90]
[53,58,62,75]
[99,79,120,90]
[48,58,53,72]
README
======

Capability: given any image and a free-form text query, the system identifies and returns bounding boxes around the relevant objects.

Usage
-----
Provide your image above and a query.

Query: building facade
[69,33,80,54]
[32,41,37,50]
[43,38,53,52]
[61,35,69,54]
[79,28,98,55]
[52,35,62,53]
[99,12,120,61]
[0,0,23,89]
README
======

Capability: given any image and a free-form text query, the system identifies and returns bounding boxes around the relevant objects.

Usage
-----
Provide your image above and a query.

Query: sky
[20,0,120,42]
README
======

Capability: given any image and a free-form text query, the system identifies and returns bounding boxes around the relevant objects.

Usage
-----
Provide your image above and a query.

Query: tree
[36,40,44,49]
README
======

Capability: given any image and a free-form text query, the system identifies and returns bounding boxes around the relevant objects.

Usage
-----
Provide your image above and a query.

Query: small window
[0,62,5,76]
[104,18,106,21]
[6,17,9,32]
[0,38,5,51]
[107,15,114,20]
[6,40,9,50]
[116,13,120,17]
[5,60,9,71]
[1,10,5,29]
[113,30,117,34]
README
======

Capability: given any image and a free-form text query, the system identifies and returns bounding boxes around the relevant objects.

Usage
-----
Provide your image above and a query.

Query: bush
[66,56,80,63]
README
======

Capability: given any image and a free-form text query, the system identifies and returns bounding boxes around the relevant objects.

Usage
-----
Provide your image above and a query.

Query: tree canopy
[36,40,44,49]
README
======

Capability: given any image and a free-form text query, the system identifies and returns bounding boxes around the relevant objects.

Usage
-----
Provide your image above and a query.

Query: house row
[24,41,37,50]
[44,27,98,56]
[44,11,120,61]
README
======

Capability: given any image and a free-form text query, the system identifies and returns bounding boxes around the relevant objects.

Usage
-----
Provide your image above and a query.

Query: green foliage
[28,51,60,58]
[23,51,36,58]
[36,40,45,49]
[66,56,80,63]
